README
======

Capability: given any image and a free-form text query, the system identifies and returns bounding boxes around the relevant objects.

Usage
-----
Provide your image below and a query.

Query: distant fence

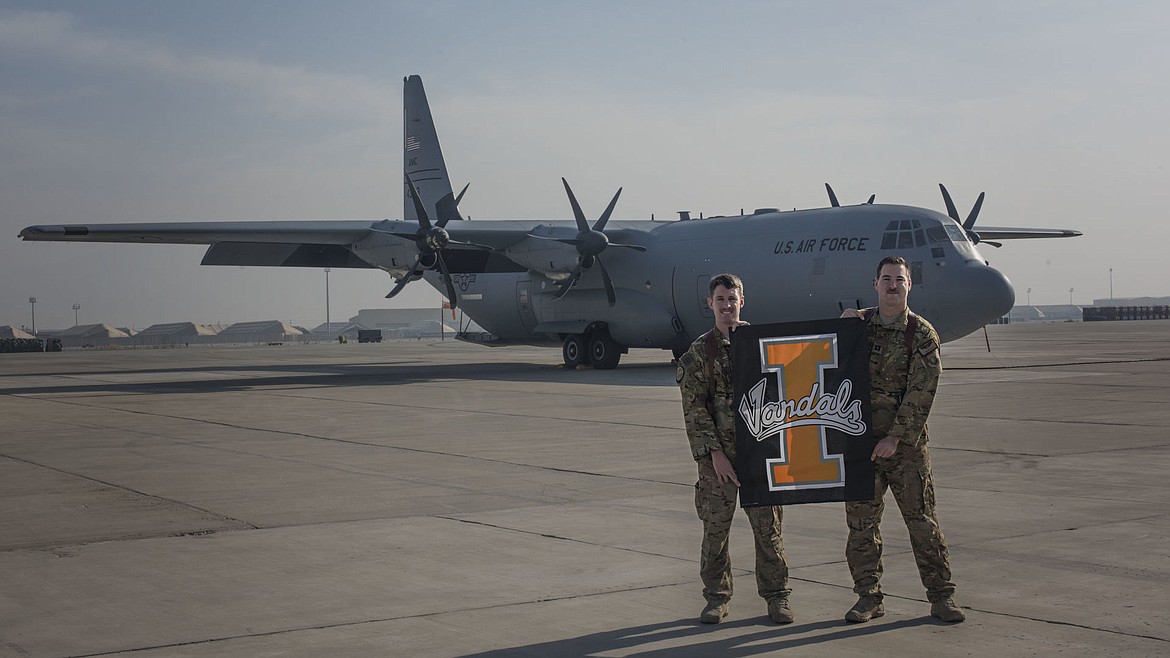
[1083,306,1170,321]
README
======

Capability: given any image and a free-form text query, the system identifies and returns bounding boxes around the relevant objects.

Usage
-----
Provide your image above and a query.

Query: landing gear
[562,328,625,370]
[588,330,622,370]
[562,334,589,368]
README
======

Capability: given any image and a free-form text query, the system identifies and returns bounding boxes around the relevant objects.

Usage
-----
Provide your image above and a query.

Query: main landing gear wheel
[562,334,589,368]
[588,331,622,370]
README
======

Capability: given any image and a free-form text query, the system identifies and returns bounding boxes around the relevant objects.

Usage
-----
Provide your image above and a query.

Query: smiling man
[839,255,965,624]
[677,273,793,625]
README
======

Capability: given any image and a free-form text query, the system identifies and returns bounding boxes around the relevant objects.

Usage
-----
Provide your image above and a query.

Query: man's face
[874,263,911,311]
[707,284,744,331]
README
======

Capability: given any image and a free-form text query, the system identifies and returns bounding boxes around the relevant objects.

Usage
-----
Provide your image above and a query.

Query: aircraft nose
[965,263,1015,316]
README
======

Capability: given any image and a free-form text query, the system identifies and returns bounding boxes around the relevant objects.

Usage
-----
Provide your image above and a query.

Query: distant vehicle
[20,75,1080,369]
[357,329,383,343]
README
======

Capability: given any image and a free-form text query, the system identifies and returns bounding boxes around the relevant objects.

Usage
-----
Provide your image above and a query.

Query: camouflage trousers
[845,438,955,601]
[694,455,790,604]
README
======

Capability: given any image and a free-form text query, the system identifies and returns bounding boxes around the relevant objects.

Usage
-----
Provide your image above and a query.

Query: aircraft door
[516,281,538,336]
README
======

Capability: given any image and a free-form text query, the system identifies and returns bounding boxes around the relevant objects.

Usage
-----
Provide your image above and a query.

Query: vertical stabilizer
[403,75,463,222]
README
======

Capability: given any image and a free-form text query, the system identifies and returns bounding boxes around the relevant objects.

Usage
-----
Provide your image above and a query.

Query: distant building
[55,323,131,348]
[0,326,36,339]
[308,321,367,341]
[215,320,303,344]
[134,322,225,346]
[350,308,484,336]
[1007,305,1084,323]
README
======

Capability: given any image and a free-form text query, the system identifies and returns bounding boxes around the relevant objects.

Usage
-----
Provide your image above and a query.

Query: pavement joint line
[56,581,696,658]
[8,395,692,489]
[0,452,257,553]
[435,515,698,564]
[947,357,1170,370]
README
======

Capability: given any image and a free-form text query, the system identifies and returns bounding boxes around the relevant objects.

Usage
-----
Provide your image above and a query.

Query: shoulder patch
[916,338,939,357]
[676,351,696,384]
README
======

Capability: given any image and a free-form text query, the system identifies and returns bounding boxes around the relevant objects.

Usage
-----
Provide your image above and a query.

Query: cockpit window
[881,219,927,250]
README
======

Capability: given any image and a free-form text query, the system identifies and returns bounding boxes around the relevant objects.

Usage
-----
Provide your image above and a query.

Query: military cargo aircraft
[20,75,1081,369]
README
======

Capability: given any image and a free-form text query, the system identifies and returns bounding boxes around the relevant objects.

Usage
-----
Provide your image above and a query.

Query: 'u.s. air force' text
[774,237,870,254]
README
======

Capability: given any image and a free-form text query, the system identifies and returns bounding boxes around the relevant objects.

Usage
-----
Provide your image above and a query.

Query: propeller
[825,183,875,207]
[536,178,646,306]
[379,173,492,308]
[939,184,1001,247]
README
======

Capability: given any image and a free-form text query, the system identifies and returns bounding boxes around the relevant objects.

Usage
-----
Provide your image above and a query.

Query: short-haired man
[677,273,792,625]
[840,256,964,623]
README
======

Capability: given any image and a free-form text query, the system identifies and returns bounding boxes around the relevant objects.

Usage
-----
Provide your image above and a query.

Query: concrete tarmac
[1,321,1168,657]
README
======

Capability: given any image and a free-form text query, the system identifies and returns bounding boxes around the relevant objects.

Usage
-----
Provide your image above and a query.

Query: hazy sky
[3,1,1168,330]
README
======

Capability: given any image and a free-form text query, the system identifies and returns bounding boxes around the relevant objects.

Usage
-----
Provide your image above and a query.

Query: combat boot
[844,595,884,623]
[700,600,729,624]
[767,598,794,624]
[930,596,966,623]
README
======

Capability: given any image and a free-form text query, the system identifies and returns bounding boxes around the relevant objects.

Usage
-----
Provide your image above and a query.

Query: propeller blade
[405,172,432,230]
[939,184,961,222]
[596,257,616,306]
[825,183,840,207]
[435,252,459,310]
[964,192,986,229]
[447,239,497,251]
[555,261,587,301]
[385,255,423,299]
[593,187,623,231]
[983,240,1003,248]
[561,178,590,232]
[607,242,647,252]
[866,194,876,204]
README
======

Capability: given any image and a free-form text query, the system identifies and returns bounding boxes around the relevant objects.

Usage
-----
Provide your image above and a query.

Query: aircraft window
[899,220,912,230]
[931,246,945,258]
[946,224,967,241]
[813,258,826,275]
[886,221,899,230]
[881,232,897,249]
[911,261,923,284]
[914,229,926,247]
[926,226,950,243]
[911,220,921,228]
[898,232,914,248]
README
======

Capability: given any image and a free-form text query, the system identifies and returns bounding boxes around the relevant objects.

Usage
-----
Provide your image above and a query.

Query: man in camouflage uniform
[839,255,965,624]
[677,273,793,625]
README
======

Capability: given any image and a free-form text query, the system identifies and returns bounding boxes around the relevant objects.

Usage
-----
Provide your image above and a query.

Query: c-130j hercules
[20,75,1080,369]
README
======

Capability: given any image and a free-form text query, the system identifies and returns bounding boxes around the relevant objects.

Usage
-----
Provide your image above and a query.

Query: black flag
[731,318,875,506]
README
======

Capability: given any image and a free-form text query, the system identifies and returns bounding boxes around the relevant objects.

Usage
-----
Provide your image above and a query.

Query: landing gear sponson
[561,327,625,370]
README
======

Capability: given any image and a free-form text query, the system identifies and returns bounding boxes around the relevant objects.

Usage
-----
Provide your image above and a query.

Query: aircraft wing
[18,220,389,269]
[18,221,377,245]
[970,226,1083,241]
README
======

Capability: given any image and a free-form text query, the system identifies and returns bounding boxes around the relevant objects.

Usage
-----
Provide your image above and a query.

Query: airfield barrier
[1082,306,1170,321]
[0,337,63,353]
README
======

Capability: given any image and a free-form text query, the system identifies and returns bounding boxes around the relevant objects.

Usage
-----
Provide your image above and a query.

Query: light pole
[324,268,331,338]
[29,297,36,334]
[1026,288,1031,306]
[1109,268,1113,300]
[73,303,80,326]
[1069,287,1074,305]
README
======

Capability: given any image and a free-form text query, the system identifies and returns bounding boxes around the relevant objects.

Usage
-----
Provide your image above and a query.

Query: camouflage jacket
[863,307,942,448]
[677,328,738,461]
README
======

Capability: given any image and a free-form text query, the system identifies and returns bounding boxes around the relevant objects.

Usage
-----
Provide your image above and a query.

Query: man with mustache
[839,255,965,624]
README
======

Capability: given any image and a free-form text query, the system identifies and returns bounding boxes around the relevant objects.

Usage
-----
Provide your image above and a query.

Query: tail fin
[403,75,463,222]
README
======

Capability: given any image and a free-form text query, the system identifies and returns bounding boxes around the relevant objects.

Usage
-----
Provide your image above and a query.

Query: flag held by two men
[732,318,876,506]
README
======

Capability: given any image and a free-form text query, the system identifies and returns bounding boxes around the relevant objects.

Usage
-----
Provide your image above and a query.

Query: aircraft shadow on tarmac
[459,616,934,658]
[0,359,678,396]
